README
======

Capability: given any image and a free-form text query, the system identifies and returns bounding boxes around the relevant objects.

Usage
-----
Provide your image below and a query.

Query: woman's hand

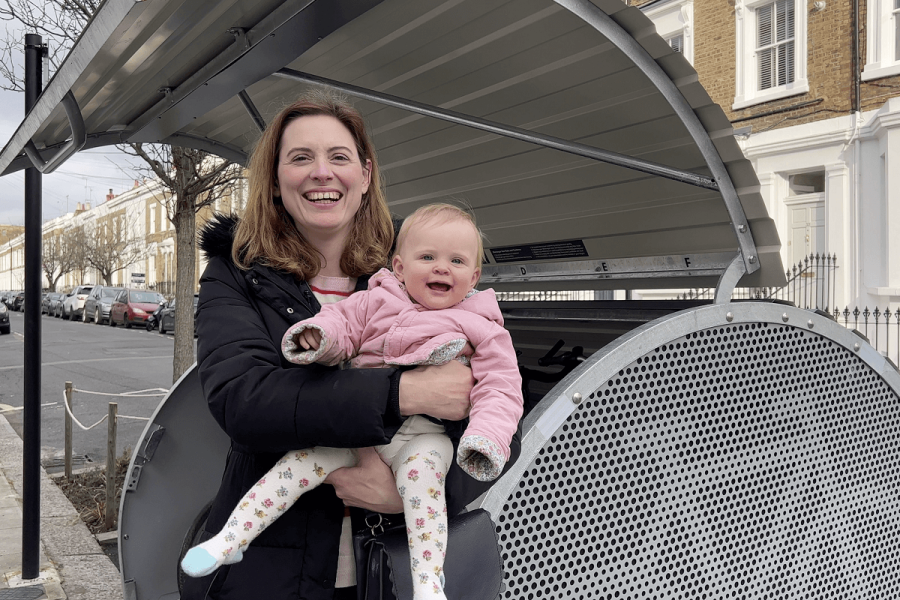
[325,447,403,514]
[399,360,475,421]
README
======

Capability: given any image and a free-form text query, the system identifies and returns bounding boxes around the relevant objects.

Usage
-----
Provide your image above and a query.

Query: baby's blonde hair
[395,203,485,270]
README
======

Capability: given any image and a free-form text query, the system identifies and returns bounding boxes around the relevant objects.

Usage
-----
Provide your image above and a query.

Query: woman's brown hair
[232,90,393,279]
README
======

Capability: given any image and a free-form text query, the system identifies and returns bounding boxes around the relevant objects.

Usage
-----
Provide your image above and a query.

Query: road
[0,308,184,471]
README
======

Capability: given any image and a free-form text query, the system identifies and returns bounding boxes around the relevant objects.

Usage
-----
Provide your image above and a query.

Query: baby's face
[392,218,481,310]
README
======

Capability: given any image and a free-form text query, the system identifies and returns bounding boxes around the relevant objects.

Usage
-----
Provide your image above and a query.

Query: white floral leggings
[194,417,453,599]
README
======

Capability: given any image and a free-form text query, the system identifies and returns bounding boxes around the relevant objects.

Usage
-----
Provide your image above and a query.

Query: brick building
[0,177,247,294]
[637,0,900,309]
[0,225,24,247]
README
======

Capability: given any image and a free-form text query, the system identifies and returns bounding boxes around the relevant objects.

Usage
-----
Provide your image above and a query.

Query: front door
[786,195,826,308]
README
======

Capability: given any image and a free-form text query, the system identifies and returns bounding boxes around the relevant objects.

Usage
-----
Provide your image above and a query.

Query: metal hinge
[123,579,137,600]
[126,423,165,492]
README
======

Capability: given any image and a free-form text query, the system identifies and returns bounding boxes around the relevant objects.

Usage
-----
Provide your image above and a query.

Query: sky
[0,19,142,228]
[0,86,143,227]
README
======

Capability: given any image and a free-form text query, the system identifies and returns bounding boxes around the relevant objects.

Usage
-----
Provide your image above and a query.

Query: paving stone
[0,531,19,559]
[38,518,104,559]
[0,508,20,530]
[37,479,78,520]
[52,555,122,600]
[0,551,22,578]
[5,570,61,600]
[1,412,127,599]
[0,479,18,510]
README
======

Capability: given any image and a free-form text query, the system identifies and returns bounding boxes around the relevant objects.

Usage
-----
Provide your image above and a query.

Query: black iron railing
[495,290,600,301]
[832,306,900,368]
[680,253,838,310]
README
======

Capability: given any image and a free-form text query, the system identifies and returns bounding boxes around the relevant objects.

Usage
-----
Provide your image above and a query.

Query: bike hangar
[2,0,898,598]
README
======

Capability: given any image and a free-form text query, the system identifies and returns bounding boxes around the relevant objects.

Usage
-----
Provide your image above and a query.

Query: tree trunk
[172,147,197,382]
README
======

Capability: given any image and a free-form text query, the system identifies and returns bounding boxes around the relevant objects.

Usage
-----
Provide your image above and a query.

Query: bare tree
[0,0,98,92]
[2,2,244,381]
[82,209,148,286]
[68,226,90,286]
[41,227,81,291]
[41,233,65,292]
[127,144,244,380]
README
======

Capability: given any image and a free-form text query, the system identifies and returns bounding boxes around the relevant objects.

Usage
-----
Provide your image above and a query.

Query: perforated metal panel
[483,304,900,599]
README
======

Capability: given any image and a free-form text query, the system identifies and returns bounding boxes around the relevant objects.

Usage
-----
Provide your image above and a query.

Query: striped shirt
[306,273,358,589]
[308,274,357,306]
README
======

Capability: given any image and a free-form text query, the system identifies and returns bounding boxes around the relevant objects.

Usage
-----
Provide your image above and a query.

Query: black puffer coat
[182,214,520,600]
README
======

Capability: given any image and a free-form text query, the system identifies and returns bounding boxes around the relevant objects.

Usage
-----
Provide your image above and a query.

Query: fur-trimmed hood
[198,213,240,260]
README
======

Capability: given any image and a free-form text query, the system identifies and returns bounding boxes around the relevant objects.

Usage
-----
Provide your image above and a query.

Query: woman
[182,92,520,600]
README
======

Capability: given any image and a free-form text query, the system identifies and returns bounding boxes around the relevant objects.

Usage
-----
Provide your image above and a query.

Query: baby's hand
[296,327,322,350]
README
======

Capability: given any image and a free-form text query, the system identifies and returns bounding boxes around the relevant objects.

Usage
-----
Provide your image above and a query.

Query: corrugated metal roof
[0,0,784,291]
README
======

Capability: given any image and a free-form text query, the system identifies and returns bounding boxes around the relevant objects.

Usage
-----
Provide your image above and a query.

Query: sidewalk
[0,414,122,600]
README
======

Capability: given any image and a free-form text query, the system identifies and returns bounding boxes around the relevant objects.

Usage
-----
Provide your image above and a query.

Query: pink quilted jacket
[282,268,523,481]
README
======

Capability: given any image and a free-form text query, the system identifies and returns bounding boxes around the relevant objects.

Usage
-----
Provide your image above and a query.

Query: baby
[181,204,523,600]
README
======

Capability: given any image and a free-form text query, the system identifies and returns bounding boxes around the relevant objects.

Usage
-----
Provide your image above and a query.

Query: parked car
[109,289,166,329]
[48,293,66,318]
[0,300,9,334]
[158,294,199,335]
[6,291,20,308]
[12,291,25,312]
[42,292,63,315]
[61,286,94,320]
[83,285,125,325]
[0,291,13,308]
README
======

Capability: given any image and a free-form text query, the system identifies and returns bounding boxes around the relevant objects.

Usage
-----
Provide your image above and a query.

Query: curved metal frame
[275,68,718,190]
[478,300,899,516]
[714,252,747,303]
[555,0,760,274]
[23,91,86,174]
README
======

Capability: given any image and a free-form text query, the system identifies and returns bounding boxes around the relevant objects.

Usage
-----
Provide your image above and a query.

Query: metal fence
[678,253,838,310]
[831,305,900,367]
[496,290,605,301]
[664,253,900,363]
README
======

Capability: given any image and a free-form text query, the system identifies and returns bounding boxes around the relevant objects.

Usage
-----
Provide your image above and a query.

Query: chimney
[106,188,114,202]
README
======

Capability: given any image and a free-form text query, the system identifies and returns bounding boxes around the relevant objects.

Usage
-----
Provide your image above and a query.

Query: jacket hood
[199,213,240,260]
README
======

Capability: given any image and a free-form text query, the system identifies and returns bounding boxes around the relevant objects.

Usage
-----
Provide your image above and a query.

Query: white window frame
[863,0,900,80]
[666,33,685,54]
[734,0,808,110]
[643,0,694,65]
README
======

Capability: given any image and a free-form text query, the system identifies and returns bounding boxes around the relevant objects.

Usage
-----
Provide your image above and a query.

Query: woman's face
[275,114,371,243]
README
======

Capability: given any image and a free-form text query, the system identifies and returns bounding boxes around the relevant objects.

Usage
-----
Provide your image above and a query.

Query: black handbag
[352,508,503,600]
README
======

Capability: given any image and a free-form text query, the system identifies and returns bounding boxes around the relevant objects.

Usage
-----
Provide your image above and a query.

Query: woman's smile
[276,114,371,243]
[304,190,342,203]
